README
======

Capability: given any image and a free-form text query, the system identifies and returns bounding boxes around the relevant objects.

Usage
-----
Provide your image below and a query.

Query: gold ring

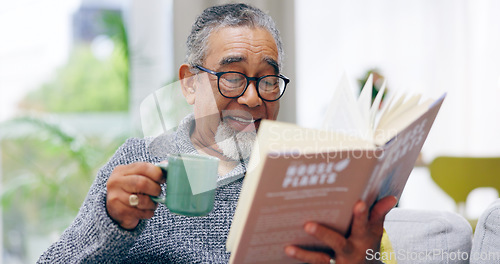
[129,194,139,207]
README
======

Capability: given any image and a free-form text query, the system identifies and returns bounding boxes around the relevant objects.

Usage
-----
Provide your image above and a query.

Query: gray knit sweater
[38,114,247,263]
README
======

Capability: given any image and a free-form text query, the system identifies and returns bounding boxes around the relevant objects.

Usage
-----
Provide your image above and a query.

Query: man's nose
[237,81,262,107]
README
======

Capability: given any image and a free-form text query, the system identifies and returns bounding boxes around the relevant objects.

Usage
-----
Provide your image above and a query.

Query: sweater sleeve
[37,138,153,263]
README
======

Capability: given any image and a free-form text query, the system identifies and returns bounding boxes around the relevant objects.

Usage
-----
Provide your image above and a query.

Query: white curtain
[295,0,500,161]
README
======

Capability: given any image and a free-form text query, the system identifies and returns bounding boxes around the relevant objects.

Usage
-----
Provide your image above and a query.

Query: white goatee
[214,121,256,160]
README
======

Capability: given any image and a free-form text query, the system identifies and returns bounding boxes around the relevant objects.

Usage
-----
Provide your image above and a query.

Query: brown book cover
[226,94,445,264]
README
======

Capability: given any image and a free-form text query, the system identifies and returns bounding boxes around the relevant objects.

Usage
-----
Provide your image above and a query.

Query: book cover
[227,93,445,263]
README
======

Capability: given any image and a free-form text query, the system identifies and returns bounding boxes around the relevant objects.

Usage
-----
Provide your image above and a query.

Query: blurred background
[1,0,500,262]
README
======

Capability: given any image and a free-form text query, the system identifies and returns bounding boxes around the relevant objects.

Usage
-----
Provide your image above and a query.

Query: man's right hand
[106,162,165,230]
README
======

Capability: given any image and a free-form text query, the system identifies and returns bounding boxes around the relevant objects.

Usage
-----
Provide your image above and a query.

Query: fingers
[112,191,158,211]
[350,201,369,239]
[285,245,332,264]
[369,196,398,225]
[108,163,164,197]
[350,197,397,239]
[106,197,156,230]
[115,195,157,218]
[119,174,162,197]
[285,197,398,264]
[303,222,346,252]
[115,162,165,184]
[106,162,165,230]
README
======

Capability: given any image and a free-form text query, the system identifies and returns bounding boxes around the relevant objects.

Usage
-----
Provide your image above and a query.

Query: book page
[357,73,373,124]
[374,98,434,145]
[369,80,386,130]
[322,74,371,141]
[377,94,421,128]
[363,95,445,203]
[376,94,406,129]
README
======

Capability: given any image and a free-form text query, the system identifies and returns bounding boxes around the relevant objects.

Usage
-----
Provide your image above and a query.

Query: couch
[383,199,500,264]
[384,209,472,264]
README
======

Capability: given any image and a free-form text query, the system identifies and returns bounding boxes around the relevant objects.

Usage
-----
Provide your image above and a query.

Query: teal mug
[151,154,219,217]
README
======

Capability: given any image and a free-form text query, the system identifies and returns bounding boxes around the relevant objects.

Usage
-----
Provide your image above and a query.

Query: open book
[226,75,446,264]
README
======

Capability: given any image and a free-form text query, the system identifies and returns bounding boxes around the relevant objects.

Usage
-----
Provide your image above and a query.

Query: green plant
[18,11,129,113]
[1,117,127,233]
[0,9,132,262]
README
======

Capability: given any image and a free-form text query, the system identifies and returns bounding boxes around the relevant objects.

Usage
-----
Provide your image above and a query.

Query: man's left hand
[284,196,398,264]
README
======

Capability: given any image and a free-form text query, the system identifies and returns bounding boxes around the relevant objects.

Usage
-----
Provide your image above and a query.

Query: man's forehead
[205,26,279,68]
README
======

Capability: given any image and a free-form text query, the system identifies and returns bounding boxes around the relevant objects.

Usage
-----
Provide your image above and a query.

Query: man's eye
[226,78,241,83]
[260,77,279,89]
[263,80,278,86]
[221,74,245,88]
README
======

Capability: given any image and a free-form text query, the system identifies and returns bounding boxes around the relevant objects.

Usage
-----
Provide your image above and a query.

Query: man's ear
[179,64,196,105]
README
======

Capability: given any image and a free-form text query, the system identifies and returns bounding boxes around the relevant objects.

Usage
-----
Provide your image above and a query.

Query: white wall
[126,0,174,135]
[295,0,500,161]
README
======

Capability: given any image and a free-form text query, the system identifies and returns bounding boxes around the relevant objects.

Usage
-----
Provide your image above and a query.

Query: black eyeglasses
[195,65,290,102]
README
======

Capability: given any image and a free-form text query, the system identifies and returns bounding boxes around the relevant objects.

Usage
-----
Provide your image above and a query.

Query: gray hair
[185,3,284,72]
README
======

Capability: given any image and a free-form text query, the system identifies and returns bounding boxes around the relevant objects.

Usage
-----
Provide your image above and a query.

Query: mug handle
[150,162,168,203]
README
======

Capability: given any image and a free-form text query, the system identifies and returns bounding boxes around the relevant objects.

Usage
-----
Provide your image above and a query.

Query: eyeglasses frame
[195,65,290,102]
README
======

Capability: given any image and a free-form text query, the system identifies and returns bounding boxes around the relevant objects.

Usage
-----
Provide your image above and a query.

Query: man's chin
[215,121,257,161]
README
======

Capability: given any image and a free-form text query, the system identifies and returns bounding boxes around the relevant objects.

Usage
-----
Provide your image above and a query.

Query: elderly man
[38,3,395,263]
